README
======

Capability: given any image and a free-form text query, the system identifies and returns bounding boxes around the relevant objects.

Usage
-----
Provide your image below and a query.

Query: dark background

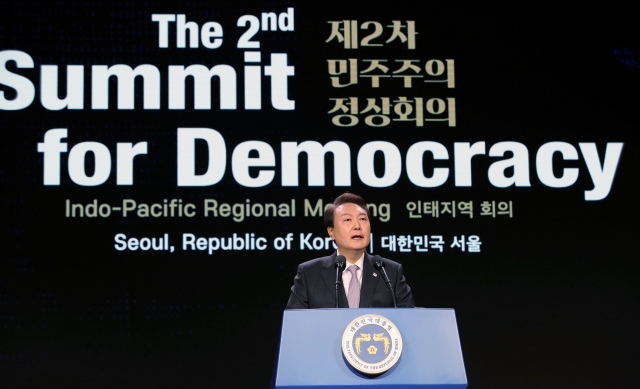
[1,2,638,388]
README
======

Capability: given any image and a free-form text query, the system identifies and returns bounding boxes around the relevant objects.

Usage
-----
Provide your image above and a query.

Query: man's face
[327,202,371,254]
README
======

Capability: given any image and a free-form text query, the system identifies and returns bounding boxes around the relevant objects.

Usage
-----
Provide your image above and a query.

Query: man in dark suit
[286,193,414,309]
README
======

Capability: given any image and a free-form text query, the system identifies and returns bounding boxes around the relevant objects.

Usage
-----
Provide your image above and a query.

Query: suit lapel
[320,253,337,293]
[320,252,348,307]
[359,253,381,308]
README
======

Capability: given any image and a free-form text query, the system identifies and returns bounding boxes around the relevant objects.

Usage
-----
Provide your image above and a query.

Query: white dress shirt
[340,251,364,292]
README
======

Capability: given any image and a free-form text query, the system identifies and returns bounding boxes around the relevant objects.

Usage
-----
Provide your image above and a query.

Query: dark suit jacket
[286,252,415,309]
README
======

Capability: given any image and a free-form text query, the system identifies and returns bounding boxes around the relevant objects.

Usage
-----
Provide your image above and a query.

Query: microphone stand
[335,255,346,308]
[374,257,397,308]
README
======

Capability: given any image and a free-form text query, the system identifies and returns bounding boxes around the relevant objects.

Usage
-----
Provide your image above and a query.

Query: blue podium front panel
[275,308,467,389]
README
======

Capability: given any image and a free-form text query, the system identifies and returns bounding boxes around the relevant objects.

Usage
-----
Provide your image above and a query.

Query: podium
[274,308,467,389]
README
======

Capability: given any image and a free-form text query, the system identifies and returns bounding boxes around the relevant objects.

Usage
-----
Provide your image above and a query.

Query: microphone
[373,256,397,308]
[334,255,346,308]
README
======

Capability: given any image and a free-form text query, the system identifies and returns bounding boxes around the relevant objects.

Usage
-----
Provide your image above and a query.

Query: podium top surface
[275,308,467,389]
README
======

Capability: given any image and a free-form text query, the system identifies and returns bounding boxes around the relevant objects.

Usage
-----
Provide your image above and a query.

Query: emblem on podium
[341,314,403,374]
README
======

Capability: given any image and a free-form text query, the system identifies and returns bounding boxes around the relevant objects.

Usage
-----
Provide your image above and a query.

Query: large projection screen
[1,2,637,388]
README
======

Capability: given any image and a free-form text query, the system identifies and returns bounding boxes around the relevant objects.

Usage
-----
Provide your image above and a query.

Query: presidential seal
[341,314,403,375]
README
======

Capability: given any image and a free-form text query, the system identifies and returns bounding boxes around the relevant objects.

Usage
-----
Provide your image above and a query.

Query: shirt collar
[337,250,365,270]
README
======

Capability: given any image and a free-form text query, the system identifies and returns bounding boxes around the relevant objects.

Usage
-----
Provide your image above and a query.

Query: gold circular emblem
[341,314,403,374]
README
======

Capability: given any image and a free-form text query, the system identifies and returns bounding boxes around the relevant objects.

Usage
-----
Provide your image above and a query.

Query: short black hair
[324,192,371,228]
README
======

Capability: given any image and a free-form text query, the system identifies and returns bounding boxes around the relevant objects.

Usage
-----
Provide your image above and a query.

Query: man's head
[324,192,371,228]
[325,193,371,256]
